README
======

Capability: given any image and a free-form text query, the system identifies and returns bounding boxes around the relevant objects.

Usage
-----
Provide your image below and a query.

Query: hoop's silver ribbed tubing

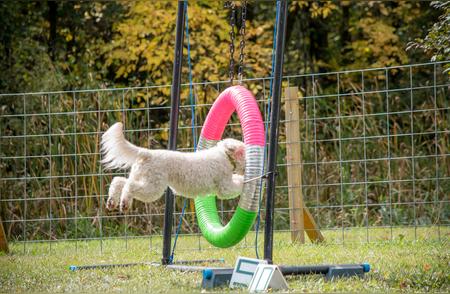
[197,136,264,212]
[239,145,264,211]
[197,136,219,151]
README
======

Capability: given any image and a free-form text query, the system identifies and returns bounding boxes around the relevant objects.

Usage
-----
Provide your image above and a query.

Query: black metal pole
[162,0,186,265]
[264,0,288,264]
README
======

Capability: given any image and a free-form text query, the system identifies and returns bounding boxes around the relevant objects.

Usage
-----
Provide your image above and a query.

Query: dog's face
[219,138,246,175]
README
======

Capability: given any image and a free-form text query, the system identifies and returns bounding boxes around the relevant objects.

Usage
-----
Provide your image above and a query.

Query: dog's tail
[101,122,144,170]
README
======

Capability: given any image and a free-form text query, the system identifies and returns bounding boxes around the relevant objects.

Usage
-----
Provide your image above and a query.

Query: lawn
[0,227,448,292]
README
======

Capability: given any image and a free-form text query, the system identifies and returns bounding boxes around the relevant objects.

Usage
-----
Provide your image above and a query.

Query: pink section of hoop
[201,85,265,146]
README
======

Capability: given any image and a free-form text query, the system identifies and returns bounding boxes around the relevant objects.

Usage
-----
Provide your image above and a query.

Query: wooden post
[285,87,305,243]
[284,87,324,243]
[0,217,9,253]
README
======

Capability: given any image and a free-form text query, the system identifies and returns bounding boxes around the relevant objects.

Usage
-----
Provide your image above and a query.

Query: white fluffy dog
[101,122,246,212]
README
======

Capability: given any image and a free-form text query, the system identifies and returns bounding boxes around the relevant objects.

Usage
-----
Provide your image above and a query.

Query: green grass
[0,228,449,293]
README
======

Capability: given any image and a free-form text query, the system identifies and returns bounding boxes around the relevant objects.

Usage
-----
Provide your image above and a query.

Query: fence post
[284,87,305,243]
[284,87,324,243]
[0,217,9,253]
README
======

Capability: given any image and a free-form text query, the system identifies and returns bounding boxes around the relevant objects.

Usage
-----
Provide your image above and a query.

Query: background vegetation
[0,1,449,241]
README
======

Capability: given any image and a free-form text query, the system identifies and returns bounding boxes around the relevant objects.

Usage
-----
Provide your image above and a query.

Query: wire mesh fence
[0,61,449,254]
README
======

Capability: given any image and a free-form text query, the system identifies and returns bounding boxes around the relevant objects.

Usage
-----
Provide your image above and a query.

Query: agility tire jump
[195,85,265,248]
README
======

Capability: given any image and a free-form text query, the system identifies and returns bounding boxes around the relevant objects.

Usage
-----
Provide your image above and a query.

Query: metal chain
[225,1,236,84]
[238,0,247,83]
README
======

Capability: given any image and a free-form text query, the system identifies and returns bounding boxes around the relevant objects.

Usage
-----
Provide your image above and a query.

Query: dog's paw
[119,198,131,213]
[106,197,118,211]
[232,174,244,185]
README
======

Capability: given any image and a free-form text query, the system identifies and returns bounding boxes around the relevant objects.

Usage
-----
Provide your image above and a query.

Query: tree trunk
[340,2,351,48]
[48,0,57,60]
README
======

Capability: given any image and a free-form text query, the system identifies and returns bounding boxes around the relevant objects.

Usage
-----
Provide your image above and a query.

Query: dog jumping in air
[101,122,246,212]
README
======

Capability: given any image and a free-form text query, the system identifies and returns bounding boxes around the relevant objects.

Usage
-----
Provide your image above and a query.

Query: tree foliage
[407,1,450,70]
[284,1,436,74]
[103,2,273,90]
[75,0,436,86]
[0,1,124,93]
[0,1,444,93]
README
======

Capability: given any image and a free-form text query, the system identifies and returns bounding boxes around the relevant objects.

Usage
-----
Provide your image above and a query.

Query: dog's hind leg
[119,174,166,212]
[217,174,244,199]
[106,176,127,211]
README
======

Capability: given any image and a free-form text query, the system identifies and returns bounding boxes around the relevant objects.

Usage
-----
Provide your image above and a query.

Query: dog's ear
[232,144,245,162]
[222,139,246,161]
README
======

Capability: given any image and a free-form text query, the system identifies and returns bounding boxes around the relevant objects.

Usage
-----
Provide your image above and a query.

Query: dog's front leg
[107,177,127,211]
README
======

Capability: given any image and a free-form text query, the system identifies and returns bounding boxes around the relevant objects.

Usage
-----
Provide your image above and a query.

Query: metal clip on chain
[238,0,247,84]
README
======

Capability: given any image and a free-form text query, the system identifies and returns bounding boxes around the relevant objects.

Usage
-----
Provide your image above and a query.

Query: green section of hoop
[194,195,257,248]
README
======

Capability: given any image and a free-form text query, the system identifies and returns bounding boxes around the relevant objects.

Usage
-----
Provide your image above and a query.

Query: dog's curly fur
[101,122,246,212]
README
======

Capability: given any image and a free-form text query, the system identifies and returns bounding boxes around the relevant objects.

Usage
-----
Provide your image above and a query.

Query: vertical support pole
[0,217,8,253]
[162,0,186,265]
[284,87,305,243]
[264,0,288,264]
